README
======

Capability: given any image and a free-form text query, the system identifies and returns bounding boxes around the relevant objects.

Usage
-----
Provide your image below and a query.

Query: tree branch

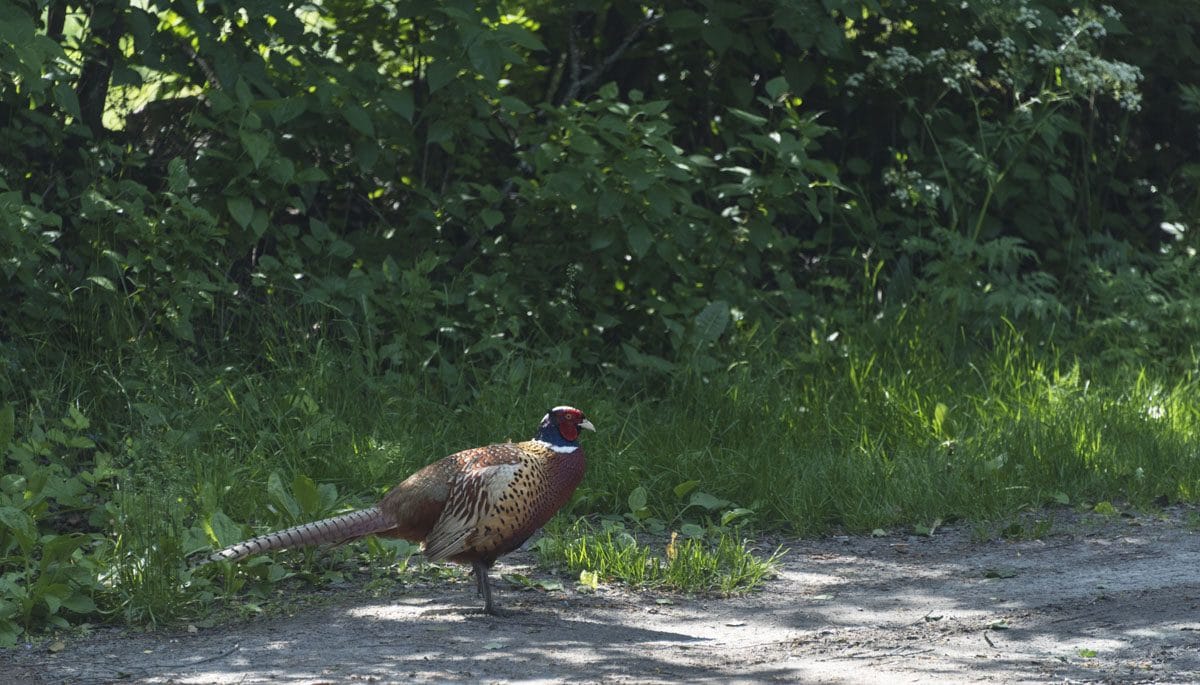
[559,9,661,104]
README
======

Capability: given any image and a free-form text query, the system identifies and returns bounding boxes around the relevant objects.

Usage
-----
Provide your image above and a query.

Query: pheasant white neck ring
[532,440,582,454]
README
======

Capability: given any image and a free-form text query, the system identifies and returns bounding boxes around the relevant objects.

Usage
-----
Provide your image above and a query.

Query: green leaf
[0,506,36,543]
[693,300,730,344]
[291,474,320,516]
[720,508,755,526]
[206,510,243,548]
[40,534,84,568]
[317,482,338,511]
[688,491,727,511]
[86,275,116,292]
[342,105,375,137]
[672,480,700,500]
[0,619,18,648]
[481,208,504,229]
[497,23,546,51]
[226,196,253,228]
[627,486,648,513]
[381,89,414,122]
[728,108,768,126]
[1048,173,1075,200]
[764,76,789,100]
[59,593,97,615]
[627,223,653,258]
[52,83,81,119]
[680,523,705,538]
[267,471,300,519]
[498,95,532,115]
[240,131,270,169]
[701,23,733,55]
[426,61,457,94]
[64,405,89,430]
[270,97,306,125]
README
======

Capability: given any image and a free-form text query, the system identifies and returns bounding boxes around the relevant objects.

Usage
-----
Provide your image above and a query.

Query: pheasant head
[533,406,595,450]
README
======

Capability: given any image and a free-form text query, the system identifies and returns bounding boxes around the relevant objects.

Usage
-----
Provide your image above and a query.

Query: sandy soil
[4,507,1198,684]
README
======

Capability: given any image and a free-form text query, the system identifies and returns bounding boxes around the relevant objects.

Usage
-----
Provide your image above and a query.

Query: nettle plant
[846,2,1144,326]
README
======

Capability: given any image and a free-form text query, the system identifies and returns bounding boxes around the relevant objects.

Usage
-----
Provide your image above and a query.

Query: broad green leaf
[701,23,733,55]
[59,593,97,614]
[693,300,730,344]
[52,83,81,119]
[627,223,653,257]
[498,95,532,115]
[291,474,320,516]
[497,23,546,51]
[250,207,268,238]
[206,510,243,547]
[341,105,375,137]
[0,506,36,543]
[240,131,269,169]
[317,482,338,511]
[0,619,18,647]
[267,471,300,519]
[679,523,705,538]
[627,486,648,513]
[40,534,84,568]
[688,491,727,511]
[426,61,457,94]
[270,97,306,125]
[481,208,503,229]
[226,196,253,228]
[382,89,414,122]
[764,76,789,100]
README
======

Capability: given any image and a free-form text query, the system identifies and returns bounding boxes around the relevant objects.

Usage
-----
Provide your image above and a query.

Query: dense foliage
[4,0,1198,378]
[1,0,1199,645]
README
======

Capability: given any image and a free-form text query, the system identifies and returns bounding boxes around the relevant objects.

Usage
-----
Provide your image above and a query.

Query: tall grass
[5,313,1200,631]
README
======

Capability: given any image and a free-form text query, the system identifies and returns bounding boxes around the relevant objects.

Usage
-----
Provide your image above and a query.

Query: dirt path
[6,508,1199,684]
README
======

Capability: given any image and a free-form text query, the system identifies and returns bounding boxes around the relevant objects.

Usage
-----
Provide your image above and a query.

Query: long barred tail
[199,507,392,566]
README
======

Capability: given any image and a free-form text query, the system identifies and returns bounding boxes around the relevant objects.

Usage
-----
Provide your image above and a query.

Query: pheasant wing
[422,444,526,562]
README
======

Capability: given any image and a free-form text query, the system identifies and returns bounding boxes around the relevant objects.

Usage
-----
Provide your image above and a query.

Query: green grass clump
[536,521,784,595]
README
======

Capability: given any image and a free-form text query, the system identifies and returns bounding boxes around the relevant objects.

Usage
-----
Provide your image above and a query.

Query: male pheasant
[199,406,594,615]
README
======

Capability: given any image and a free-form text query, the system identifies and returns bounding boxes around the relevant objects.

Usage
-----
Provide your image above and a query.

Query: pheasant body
[199,406,593,615]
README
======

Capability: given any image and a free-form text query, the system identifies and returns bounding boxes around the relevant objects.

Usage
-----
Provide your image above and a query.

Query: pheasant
[198,406,594,615]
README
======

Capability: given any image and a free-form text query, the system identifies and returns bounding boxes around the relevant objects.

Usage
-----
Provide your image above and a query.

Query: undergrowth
[3,315,1200,644]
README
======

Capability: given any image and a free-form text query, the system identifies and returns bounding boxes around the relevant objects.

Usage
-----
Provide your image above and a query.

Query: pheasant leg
[472,560,501,615]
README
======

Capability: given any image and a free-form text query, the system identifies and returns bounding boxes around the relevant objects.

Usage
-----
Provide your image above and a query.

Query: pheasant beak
[579,418,596,432]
